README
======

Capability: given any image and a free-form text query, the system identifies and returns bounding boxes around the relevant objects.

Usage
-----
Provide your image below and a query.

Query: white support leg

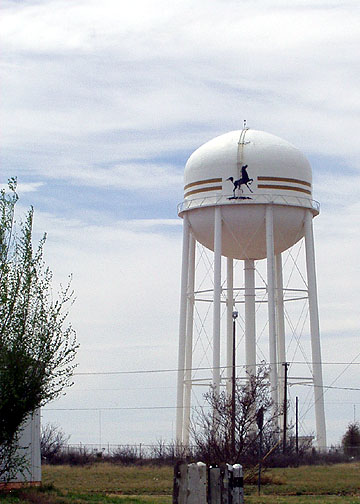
[304,210,327,450]
[176,214,190,443]
[213,207,222,394]
[244,259,256,378]
[226,257,234,396]
[266,205,279,420]
[183,234,196,446]
[275,253,286,432]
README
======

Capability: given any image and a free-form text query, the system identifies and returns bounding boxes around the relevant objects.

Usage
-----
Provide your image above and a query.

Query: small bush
[342,422,360,458]
[110,445,140,465]
[41,423,69,464]
[42,446,94,466]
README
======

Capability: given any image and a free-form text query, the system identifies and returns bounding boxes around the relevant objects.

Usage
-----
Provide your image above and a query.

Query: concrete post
[208,466,221,504]
[187,462,207,504]
[232,464,244,504]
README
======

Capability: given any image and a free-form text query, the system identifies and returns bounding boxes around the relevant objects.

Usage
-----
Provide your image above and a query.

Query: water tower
[175,128,326,449]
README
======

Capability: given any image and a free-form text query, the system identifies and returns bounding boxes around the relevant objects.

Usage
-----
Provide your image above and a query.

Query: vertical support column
[226,257,234,396]
[266,204,279,418]
[244,259,256,378]
[176,214,190,443]
[275,253,286,431]
[304,210,327,450]
[213,206,222,394]
[183,234,196,446]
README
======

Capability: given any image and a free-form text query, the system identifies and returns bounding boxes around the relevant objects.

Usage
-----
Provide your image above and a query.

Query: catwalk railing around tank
[178,193,320,215]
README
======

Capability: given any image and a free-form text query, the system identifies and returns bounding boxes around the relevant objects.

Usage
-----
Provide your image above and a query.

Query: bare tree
[191,366,280,465]
[41,423,69,463]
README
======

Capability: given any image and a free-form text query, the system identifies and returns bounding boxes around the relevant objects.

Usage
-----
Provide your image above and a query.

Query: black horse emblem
[226,165,253,199]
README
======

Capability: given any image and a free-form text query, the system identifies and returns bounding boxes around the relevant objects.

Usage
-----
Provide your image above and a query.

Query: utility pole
[295,396,299,455]
[282,362,289,454]
[231,310,238,459]
[256,407,264,495]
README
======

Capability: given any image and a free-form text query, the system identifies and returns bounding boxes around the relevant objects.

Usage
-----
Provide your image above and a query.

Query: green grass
[1,462,360,503]
[0,490,171,504]
[42,464,173,495]
[248,463,360,496]
[246,498,360,503]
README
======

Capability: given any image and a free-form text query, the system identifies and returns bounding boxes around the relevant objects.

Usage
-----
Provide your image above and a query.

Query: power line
[44,383,360,413]
[74,386,176,392]
[299,348,360,421]
[327,402,360,405]
[302,384,360,392]
[43,405,207,411]
[73,361,360,377]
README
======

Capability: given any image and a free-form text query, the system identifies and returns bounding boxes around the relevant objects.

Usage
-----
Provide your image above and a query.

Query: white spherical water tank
[178,129,318,259]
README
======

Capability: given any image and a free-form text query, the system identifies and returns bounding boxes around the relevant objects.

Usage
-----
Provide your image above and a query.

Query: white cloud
[16,181,45,193]
[1,0,360,169]
[41,162,183,191]
[0,180,44,193]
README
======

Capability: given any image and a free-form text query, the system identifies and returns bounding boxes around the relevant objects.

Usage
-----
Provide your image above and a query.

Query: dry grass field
[1,462,360,503]
[43,463,173,497]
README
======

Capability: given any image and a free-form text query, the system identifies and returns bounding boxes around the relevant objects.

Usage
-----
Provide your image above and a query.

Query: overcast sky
[1,0,360,449]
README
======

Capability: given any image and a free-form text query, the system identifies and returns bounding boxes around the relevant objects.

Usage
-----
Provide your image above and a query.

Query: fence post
[173,461,242,503]
[187,462,207,504]
[208,466,221,504]
[221,464,232,504]
[232,464,244,504]
[173,461,187,504]
[198,462,207,502]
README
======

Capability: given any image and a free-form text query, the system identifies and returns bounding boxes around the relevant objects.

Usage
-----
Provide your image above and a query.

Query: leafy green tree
[342,422,360,457]
[0,179,78,480]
